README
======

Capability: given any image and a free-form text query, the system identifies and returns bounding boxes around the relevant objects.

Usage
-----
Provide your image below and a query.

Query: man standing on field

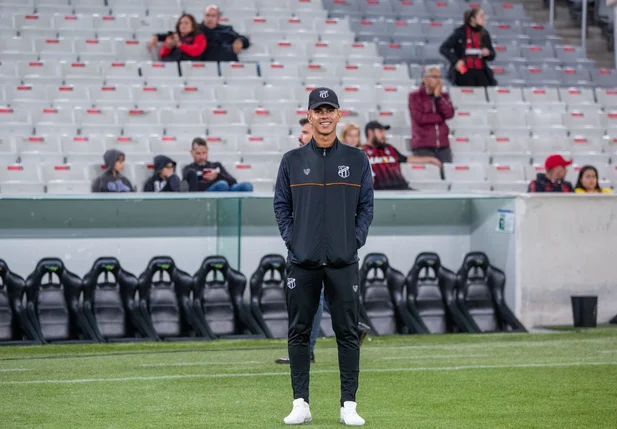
[274,88,374,426]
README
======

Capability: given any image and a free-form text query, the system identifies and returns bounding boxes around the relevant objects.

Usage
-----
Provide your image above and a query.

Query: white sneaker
[340,401,365,426]
[283,398,312,425]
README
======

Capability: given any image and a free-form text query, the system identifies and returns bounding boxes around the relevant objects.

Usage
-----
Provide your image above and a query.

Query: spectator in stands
[574,165,612,194]
[200,5,250,62]
[143,155,181,192]
[528,154,574,193]
[439,8,497,87]
[91,149,134,193]
[408,66,455,164]
[363,121,441,190]
[339,123,362,148]
[182,137,253,192]
[298,118,312,147]
[157,14,207,62]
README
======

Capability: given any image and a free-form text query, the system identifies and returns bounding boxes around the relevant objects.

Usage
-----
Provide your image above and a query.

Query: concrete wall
[515,194,617,327]
[6,193,616,329]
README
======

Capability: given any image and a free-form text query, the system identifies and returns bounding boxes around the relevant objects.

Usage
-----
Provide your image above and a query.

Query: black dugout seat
[82,257,153,342]
[455,252,527,333]
[192,256,262,339]
[138,257,203,341]
[402,253,473,334]
[250,254,288,339]
[26,258,98,343]
[0,260,41,345]
[359,253,405,336]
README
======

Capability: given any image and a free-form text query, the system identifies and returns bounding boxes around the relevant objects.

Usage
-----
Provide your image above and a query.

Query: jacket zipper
[432,98,440,149]
[322,148,326,266]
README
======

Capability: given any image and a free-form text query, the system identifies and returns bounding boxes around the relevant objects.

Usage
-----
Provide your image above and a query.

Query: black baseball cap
[308,87,339,110]
[364,120,391,137]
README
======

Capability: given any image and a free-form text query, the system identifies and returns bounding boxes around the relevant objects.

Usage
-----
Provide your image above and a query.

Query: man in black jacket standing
[274,88,373,426]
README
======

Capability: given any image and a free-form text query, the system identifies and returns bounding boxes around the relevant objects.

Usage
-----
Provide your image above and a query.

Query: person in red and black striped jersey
[439,8,497,87]
[362,121,442,191]
[158,14,207,62]
[528,154,574,193]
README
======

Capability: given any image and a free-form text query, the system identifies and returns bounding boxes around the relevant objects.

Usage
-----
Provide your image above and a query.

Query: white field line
[2,361,616,386]
[139,361,260,367]
[382,354,489,360]
[0,368,30,372]
[600,350,617,353]
[371,337,616,351]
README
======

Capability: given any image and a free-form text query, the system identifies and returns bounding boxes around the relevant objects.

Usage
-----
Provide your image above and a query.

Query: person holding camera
[156,14,206,62]
[182,137,253,192]
[439,8,497,87]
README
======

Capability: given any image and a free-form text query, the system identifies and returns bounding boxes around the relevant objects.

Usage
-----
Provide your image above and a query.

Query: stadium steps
[514,0,615,68]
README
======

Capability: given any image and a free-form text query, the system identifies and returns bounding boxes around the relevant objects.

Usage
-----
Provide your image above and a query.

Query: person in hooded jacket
[157,14,207,62]
[439,8,497,87]
[91,149,134,193]
[143,155,181,192]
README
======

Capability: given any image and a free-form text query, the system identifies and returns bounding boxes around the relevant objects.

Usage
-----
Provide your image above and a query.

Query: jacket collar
[309,136,339,155]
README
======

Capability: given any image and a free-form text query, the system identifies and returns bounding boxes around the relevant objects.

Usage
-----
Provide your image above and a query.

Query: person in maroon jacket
[158,14,207,62]
[408,66,455,164]
[528,154,574,193]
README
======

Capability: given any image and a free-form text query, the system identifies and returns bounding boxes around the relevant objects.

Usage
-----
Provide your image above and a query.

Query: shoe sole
[340,418,365,426]
[283,416,312,425]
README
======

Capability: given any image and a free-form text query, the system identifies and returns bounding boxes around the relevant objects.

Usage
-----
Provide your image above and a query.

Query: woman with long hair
[439,8,497,87]
[574,165,612,193]
[159,14,207,62]
[339,123,362,148]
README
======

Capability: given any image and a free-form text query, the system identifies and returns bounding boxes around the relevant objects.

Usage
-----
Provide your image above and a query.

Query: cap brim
[564,160,573,166]
[383,125,391,130]
[308,101,339,110]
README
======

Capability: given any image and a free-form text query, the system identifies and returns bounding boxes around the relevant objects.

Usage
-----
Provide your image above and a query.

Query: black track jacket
[274,138,374,268]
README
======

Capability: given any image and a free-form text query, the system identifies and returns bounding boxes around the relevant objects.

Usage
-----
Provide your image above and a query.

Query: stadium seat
[487,133,531,164]
[100,61,142,84]
[455,252,527,333]
[76,107,120,134]
[179,61,221,84]
[249,254,288,339]
[137,256,204,340]
[61,60,102,84]
[118,108,162,134]
[0,136,18,165]
[487,86,526,106]
[591,68,617,87]
[114,39,154,61]
[401,252,461,334]
[26,258,100,343]
[358,253,405,336]
[449,87,488,107]
[595,88,617,109]
[81,257,155,342]
[16,134,64,164]
[192,256,262,339]
[0,259,42,344]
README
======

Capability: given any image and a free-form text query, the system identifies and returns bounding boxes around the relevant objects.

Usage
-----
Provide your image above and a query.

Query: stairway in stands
[515,0,615,68]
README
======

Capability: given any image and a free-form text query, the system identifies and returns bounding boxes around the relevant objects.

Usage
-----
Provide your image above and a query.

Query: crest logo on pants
[352,285,358,292]
[338,165,350,179]
[287,278,296,289]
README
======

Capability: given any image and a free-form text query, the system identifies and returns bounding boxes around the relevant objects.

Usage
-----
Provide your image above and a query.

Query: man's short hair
[422,65,442,77]
[191,137,207,149]
[299,118,310,127]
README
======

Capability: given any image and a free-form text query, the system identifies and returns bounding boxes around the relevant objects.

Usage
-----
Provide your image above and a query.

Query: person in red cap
[527,154,574,193]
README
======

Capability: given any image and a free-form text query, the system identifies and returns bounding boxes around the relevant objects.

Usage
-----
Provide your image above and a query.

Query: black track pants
[286,262,360,406]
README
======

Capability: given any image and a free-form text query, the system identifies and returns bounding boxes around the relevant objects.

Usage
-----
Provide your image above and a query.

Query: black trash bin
[571,296,598,328]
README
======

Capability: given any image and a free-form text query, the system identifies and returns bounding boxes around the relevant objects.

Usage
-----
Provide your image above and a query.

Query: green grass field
[1,328,617,428]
